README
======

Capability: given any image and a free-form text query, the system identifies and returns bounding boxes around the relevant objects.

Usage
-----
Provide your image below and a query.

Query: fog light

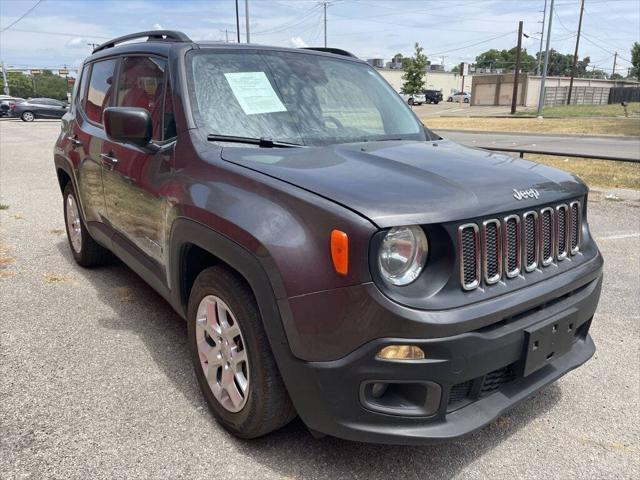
[377,345,425,360]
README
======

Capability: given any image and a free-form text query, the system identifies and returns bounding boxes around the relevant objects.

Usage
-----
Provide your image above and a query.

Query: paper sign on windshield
[224,72,287,115]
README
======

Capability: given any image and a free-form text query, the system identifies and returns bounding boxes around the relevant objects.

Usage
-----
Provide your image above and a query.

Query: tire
[21,111,35,122]
[408,98,414,106]
[447,97,453,102]
[63,183,111,267]
[464,98,470,103]
[188,266,296,439]
[434,101,440,105]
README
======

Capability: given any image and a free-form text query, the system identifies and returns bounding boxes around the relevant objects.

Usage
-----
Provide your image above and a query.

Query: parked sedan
[399,91,426,106]
[0,96,24,117]
[11,98,69,121]
[447,91,471,103]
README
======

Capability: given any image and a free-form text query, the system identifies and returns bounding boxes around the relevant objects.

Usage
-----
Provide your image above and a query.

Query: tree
[475,47,536,72]
[583,69,608,79]
[7,72,34,98]
[401,42,428,95]
[451,64,460,74]
[610,72,623,80]
[631,42,640,80]
[535,49,590,77]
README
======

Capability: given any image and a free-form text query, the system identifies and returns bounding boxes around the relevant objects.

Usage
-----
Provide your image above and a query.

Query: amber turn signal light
[330,229,349,276]
[377,345,425,361]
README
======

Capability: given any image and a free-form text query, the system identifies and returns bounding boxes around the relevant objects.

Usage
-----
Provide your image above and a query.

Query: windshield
[186,49,426,146]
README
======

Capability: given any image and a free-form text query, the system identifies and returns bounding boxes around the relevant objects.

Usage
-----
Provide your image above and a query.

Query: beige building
[471,73,638,107]
[377,69,473,96]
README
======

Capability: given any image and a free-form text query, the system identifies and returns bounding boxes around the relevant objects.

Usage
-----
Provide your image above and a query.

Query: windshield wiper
[207,134,303,148]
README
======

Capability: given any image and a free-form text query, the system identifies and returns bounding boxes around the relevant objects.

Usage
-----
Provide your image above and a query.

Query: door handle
[100,152,119,170]
[67,135,83,148]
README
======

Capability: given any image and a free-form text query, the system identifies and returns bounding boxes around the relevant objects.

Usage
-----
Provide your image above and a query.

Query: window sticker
[224,72,287,115]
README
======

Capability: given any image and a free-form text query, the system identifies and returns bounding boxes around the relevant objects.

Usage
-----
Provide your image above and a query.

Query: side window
[116,56,167,140]
[85,59,117,125]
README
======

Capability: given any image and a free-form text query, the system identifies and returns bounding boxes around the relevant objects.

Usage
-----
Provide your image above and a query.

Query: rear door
[101,55,175,271]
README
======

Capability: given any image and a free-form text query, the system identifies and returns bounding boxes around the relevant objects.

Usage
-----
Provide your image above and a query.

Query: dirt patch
[115,286,134,303]
[0,241,16,279]
[43,272,73,283]
[49,229,65,235]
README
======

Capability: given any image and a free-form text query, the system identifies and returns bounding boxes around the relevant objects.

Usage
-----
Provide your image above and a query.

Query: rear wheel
[21,111,35,122]
[63,183,111,267]
[464,98,470,103]
[408,98,414,106]
[188,266,295,438]
[447,97,453,102]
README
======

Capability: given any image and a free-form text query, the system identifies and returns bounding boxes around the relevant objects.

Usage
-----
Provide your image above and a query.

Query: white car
[447,91,471,103]
[400,92,426,106]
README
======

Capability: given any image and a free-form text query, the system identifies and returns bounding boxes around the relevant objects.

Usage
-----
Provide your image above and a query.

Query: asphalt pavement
[436,129,640,161]
[1,120,639,479]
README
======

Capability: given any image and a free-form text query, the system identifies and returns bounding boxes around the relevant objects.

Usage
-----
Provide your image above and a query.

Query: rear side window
[116,56,167,140]
[84,58,117,125]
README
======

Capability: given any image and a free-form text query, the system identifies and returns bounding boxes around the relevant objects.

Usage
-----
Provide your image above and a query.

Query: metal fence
[543,86,610,106]
[608,86,640,104]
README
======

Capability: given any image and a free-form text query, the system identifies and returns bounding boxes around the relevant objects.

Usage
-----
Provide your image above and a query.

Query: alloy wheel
[195,295,250,413]
[65,193,82,253]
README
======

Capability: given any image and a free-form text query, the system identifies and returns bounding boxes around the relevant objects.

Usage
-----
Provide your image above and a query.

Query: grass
[517,102,640,118]
[523,154,640,190]
[423,117,640,136]
[0,203,8,210]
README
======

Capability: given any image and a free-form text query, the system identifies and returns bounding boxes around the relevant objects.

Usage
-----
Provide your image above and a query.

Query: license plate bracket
[522,310,577,377]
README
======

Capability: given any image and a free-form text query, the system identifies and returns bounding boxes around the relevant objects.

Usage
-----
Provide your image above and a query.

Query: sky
[0,0,638,74]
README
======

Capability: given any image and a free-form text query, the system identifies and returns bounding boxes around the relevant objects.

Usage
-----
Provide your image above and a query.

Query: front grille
[479,364,517,397]
[458,200,582,290]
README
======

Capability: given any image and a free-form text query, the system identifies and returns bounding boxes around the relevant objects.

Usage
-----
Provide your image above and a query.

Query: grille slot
[539,207,554,266]
[458,224,480,290]
[482,220,502,284]
[522,211,539,272]
[503,215,521,278]
[569,201,581,254]
[556,204,569,260]
[479,364,517,397]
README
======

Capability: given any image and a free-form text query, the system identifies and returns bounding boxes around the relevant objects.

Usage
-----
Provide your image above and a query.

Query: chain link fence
[543,86,610,106]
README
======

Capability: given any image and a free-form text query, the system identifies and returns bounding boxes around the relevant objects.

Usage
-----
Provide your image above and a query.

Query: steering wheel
[323,115,344,129]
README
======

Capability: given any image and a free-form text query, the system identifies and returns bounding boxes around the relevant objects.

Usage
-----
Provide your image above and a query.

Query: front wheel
[447,97,453,102]
[21,111,35,122]
[464,98,470,103]
[408,98,414,106]
[188,266,296,438]
[434,101,440,104]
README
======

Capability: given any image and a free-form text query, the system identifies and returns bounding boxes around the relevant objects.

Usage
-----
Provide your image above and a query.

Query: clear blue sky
[0,0,638,74]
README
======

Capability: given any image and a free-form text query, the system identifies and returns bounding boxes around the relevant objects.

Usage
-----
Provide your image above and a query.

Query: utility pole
[1,62,9,95]
[87,42,99,50]
[225,29,229,43]
[612,52,617,76]
[566,0,585,105]
[511,21,524,114]
[323,1,327,47]
[235,0,241,43]
[536,0,554,116]
[537,0,547,75]
[245,0,250,43]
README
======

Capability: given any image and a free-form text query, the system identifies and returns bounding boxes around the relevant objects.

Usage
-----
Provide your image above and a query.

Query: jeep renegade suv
[53,31,603,444]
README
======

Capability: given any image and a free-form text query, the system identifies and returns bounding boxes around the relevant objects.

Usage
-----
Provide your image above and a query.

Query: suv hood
[221,139,586,228]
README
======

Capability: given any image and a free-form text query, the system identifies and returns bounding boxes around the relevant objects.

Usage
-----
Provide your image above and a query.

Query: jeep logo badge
[513,188,540,200]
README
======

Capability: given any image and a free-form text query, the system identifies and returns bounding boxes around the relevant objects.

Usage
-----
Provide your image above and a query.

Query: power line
[427,31,516,56]
[0,0,44,33]
[1,28,110,39]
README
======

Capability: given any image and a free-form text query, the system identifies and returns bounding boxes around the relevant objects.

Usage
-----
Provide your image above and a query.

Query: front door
[101,56,174,270]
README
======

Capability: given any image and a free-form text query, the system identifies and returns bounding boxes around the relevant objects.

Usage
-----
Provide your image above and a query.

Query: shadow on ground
[55,239,563,479]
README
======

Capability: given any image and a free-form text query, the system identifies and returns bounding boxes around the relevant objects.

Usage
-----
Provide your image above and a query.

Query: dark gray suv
[53,31,603,444]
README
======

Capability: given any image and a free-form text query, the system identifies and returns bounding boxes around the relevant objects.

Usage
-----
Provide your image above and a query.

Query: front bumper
[278,260,602,444]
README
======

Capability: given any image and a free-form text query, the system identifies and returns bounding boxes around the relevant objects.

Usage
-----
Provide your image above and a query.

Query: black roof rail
[301,47,357,58]
[92,30,192,54]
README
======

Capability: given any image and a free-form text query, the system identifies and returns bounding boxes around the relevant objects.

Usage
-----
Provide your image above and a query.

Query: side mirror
[103,107,152,148]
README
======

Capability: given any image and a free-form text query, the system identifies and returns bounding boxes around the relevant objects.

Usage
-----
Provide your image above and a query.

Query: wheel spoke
[222,367,244,409]
[231,349,247,368]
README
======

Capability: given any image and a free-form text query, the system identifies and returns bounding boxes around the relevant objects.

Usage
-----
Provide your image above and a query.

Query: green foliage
[631,42,640,80]
[7,71,69,100]
[535,49,590,77]
[475,47,536,72]
[451,64,460,74]
[609,72,624,80]
[401,43,428,95]
[583,69,608,79]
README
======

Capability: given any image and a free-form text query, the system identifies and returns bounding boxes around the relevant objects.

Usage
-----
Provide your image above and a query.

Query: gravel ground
[1,119,639,479]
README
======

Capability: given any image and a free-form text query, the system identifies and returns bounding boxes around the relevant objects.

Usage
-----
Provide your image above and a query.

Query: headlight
[378,226,428,286]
